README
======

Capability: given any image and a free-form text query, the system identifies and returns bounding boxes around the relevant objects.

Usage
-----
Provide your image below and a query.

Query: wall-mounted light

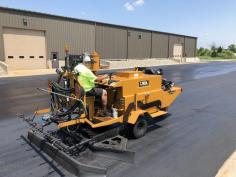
[138,34,142,39]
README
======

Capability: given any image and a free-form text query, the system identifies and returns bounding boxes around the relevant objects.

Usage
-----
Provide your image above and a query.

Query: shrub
[217,50,234,59]
[204,48,211,56]
[197,48,204,56]
[197,45,236,59]
[228,44,236,53]
[197,48,211,56]
[211,50,217,57]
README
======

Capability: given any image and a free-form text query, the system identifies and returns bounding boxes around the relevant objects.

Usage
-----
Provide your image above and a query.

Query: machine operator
[74,55,111,117]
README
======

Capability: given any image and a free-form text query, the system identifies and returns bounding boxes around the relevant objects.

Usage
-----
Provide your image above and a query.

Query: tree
[211,50,217,57]
[211,43,217,51]
[197,47,205,56]
[197,47,211,56]
[204,48,211,56]
[228,44,236,53]
[217,50,234,59]
[217,46,223,53]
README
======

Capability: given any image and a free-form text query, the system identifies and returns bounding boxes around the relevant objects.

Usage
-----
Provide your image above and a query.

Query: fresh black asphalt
[1,62,236,177]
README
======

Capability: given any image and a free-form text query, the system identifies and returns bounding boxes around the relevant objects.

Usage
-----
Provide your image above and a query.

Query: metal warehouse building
[0,7,197,71]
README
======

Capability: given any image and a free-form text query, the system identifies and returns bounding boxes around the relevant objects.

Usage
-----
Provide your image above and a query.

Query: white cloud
[124,2,135,11]
[124,0,145,11]
[133,0,144,6]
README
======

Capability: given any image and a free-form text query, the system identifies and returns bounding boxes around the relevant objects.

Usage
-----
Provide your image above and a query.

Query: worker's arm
[95,74,109,82]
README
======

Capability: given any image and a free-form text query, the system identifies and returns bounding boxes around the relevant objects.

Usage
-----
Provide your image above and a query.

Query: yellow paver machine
[20,48,182,176]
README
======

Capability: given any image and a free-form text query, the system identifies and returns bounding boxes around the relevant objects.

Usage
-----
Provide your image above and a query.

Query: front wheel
[128,117,148,139]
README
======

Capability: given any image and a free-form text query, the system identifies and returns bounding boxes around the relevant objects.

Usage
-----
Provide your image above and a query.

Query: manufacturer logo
[139,80,149,87]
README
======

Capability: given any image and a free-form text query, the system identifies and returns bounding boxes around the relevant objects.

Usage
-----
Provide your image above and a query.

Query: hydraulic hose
[51,81,74,94]
[50,81,84,118]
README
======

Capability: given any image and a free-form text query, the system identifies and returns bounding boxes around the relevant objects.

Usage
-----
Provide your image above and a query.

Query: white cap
[83,54,91,62]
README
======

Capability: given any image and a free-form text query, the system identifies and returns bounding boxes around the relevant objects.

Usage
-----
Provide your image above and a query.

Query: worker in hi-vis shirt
[74,55,111,117]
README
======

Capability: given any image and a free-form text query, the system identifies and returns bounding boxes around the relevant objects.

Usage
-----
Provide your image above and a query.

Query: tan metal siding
[0,11,95,63]
[128,29,151,59]
[0,27,3,61]
[168,35,185,58]
[95,25,127,59]
[151,32,168,58]
[46,19,95,60]
[184,37,196,57]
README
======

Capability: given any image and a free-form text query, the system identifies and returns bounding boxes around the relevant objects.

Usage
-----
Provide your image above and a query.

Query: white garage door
[173,44,183,59]
[3,28,47,70]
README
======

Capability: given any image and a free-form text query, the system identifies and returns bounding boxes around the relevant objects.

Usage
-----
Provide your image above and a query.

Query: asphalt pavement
[1,61,236,177]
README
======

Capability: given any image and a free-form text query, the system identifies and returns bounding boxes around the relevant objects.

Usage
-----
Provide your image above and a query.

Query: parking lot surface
[1,62,236,177]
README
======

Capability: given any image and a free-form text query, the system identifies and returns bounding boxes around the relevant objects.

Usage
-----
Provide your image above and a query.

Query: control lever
[108,73,113,85]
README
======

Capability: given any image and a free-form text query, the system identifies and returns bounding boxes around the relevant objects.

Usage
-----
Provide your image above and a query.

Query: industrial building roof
[0,6,197,39]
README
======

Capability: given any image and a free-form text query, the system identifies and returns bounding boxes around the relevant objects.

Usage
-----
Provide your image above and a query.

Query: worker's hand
[95,74,109,82]
[103,74,109,79]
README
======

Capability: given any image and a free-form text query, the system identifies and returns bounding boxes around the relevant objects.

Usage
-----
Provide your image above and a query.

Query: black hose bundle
[51,81,75,93]
[50,81,84,118]
[162,79,174,91]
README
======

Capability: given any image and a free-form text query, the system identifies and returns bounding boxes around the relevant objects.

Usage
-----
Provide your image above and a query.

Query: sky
[0,0,235,48]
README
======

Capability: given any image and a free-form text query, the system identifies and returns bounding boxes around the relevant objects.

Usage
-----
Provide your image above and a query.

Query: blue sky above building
[0,0,235,48]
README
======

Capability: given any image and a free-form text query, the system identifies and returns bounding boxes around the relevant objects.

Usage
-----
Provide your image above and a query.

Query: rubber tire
[129,117,148,139]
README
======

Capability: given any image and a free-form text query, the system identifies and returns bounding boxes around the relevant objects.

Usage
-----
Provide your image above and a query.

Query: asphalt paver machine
[20,48,182,176]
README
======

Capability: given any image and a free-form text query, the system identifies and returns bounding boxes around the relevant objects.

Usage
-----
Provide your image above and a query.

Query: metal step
[150,111,167,118]
[91,135,135,163]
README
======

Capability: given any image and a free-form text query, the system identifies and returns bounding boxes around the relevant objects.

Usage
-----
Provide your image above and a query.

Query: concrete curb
[0,61,8,74]
[0,69,56,78]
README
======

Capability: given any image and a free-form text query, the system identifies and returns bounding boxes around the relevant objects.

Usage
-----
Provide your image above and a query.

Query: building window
[138,34,142,39]
[51,52,59,60]
[23,18,28,26]
[30,56,34,59]
[39,56,44,59]
[19,56,24,59]
[8,56,14,59]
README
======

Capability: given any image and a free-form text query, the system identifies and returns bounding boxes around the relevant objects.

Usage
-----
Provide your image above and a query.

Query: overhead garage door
[3,28,46,70]
[173,44,183,59]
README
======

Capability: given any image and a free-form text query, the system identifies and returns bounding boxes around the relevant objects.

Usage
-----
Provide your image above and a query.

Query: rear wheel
[129,117,148,139]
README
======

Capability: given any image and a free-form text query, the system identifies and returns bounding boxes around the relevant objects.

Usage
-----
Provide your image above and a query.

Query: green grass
[199,56,236,61]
